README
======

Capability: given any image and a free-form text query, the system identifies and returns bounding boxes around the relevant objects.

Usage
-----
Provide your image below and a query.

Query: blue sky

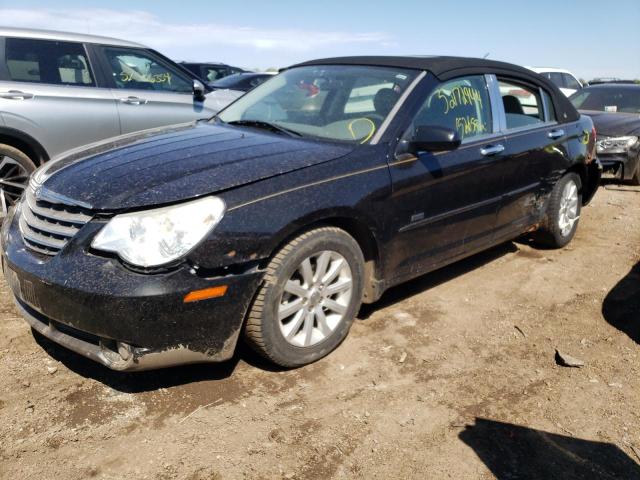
[1,0,638,79]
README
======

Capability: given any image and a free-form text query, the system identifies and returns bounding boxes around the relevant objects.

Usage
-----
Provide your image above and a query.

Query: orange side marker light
[184,285,228,303]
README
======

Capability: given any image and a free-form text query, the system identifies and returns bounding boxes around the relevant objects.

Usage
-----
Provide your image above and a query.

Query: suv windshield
[216,65,419,143]
[570,86,640,114]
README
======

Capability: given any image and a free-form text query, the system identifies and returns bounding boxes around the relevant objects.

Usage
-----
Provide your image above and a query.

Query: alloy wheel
[278,250,353,347]
[0,155,30,217]
[558,179,579,237]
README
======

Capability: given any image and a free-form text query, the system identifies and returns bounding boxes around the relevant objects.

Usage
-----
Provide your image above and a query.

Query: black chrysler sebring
[1,56,601,371]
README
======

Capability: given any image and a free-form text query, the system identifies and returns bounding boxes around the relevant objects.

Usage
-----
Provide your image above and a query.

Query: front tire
[244,227,365,367]
[0,144,36,217]
[534,172,582,248]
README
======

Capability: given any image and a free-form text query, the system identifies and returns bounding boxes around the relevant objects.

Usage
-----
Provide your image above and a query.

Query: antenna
[483,52,490,59]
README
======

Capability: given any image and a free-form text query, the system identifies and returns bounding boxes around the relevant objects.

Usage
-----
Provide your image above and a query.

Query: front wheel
[534,172,582,248]
[244,227,365,367]
[0,144,36,217]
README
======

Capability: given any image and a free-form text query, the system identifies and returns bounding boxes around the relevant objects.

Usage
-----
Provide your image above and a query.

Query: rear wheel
[533,172,582,248]
[0,145,36,217]
[244,227,365,367]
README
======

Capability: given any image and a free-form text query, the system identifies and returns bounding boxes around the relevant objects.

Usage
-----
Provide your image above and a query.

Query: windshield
[570,87,640,114]
[216,65,419,143]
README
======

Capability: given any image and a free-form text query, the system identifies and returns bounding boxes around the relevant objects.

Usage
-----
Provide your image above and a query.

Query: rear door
[494,77,568,238]
[0,37,120,158]
[386,74,506,280]
[96,46,216,134]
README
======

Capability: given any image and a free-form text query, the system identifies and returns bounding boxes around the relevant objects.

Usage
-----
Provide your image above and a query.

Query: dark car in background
[180,61,246,84]
[1,56,599,372]
[570,83,640,184]
[210,72,273,92]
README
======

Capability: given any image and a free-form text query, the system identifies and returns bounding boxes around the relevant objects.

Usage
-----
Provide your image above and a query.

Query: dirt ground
[0,183,639,480]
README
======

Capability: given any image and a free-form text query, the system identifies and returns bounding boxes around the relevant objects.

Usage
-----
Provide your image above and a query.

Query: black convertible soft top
[291,56,580,123]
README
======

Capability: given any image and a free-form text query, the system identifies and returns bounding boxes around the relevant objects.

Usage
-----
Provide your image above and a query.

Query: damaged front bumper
[599,152,639,181]
[1,207,264,371]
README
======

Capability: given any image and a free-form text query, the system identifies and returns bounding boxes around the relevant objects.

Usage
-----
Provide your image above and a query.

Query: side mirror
[193,79,206,101]
[407,125,461,153]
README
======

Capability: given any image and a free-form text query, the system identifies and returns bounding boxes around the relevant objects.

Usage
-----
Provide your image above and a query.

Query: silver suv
[0,28,232,214]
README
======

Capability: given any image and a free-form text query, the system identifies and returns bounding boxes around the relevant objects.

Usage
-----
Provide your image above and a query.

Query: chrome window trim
[500,121,559,138]
[460,131,505,146]
[370,70,426,145]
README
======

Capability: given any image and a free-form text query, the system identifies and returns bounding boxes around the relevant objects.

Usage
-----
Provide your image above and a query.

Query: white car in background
[526,67,583,97]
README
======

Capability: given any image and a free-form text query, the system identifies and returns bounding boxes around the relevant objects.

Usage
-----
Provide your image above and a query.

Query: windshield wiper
[227,120,302,137]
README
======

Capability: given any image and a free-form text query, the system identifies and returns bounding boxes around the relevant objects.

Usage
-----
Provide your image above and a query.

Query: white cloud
[0,8,390,54]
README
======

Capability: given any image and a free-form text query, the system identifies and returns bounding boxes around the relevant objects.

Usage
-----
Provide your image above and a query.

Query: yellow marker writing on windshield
[347,118,376,144]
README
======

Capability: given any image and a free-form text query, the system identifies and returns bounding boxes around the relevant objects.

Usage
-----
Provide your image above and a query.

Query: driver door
[385,74,506,281]
[96,46,214,134]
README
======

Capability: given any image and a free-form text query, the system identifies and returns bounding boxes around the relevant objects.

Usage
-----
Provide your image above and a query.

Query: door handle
[480,144,505,156]
[548,129,565,140]
[0,90,34,100]
[119,96,147,105]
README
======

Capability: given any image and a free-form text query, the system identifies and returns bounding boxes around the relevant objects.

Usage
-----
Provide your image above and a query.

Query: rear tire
[533,172,582,248]
[0,144,36,216]
[244,227,365,368]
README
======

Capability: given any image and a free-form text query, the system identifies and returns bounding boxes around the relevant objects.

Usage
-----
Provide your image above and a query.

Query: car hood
[581,110,640,137]
[35,122,353,211]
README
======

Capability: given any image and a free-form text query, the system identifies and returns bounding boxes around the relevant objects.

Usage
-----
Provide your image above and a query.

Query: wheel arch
[0,127,49,166]
[266,210,384,304]
[565,161,600,206]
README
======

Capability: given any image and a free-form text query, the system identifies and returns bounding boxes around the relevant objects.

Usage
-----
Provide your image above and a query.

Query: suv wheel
[244,227,365,367]
[0,144,35,216]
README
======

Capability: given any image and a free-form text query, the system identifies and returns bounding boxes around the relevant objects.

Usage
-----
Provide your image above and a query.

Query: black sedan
[210,73,273,92]
[1,56,600,371]
[570,83,640,184]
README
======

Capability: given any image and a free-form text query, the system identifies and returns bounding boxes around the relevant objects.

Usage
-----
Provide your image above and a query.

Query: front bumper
[598,152,639,181]
[1,205,263,371]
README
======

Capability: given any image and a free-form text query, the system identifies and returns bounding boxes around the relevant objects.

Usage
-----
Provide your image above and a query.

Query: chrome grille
[19,185,92,256]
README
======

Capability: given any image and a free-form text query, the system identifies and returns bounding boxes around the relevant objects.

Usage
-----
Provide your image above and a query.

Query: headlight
[92,196,225,268]
[596,135,638,154]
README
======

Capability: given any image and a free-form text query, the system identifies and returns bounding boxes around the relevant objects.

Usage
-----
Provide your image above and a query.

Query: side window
[548,72,565,88]
[563,74,581,90]
[405,75,492,141]
[205,67,228,82]
[5,38,94,86]
[103,48,192,93]
[498,80,544,129]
